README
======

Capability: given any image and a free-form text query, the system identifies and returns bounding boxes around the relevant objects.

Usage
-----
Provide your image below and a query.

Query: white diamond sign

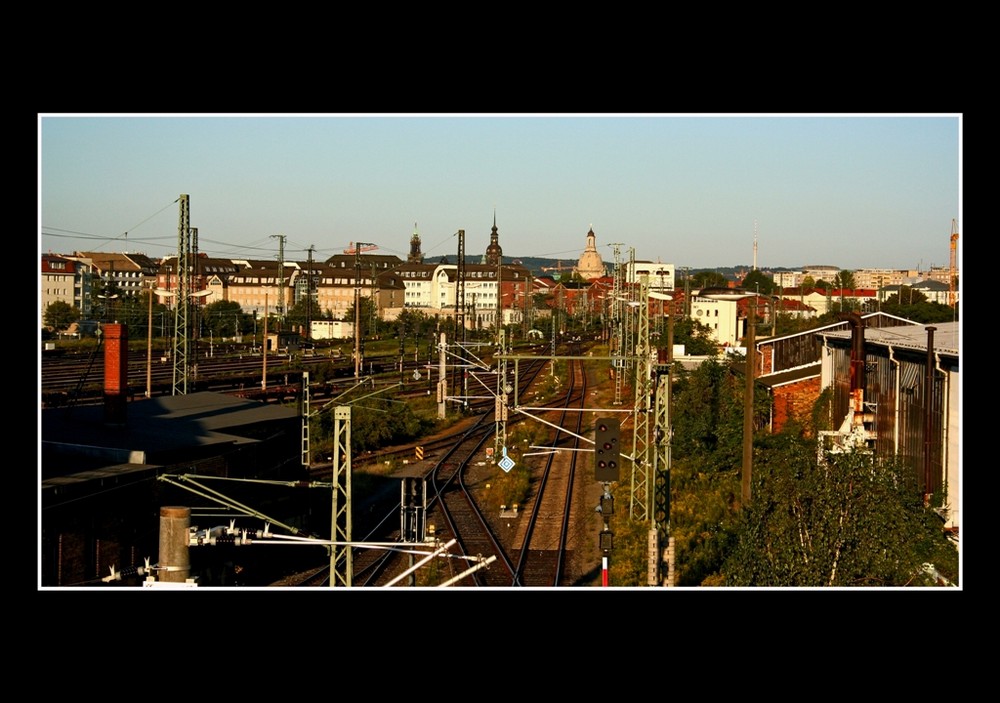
[498,446,515,473]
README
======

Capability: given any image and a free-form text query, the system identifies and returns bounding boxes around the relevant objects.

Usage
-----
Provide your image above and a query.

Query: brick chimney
[103,323,128,426]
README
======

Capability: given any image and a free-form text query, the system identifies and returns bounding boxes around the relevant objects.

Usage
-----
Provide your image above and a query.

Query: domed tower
[485,211,503,267]
[575,225,606,280]
[407,223,424,264]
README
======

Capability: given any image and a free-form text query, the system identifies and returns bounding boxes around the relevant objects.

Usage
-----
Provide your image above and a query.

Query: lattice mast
[330,406,352,586]
[610,243,624,405]
[630,275,652,521]
[301,371,311,468]
[171,194,190,395]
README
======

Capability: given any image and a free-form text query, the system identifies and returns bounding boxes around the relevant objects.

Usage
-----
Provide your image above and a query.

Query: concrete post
[158,506,191,583]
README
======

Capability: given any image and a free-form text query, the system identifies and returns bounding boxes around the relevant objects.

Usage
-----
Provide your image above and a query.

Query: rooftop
[816,320,959,356]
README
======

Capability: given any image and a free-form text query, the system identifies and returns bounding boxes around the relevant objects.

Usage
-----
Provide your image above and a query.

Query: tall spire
[485,210,502,267]
[408,222,424,264]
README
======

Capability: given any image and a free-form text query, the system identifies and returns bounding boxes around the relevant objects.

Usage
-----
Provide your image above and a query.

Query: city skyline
[39,113,962,272]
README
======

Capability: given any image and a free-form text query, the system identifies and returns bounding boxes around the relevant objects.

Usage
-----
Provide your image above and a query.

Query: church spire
[485,209,502,267]
[408,222,424,264]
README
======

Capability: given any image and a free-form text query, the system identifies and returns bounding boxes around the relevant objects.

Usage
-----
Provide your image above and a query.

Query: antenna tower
[753,220,758,271]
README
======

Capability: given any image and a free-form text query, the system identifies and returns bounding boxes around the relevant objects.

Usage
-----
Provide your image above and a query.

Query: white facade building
[628,261,675,290]
[690,296,744,347]
[311,320,355,340]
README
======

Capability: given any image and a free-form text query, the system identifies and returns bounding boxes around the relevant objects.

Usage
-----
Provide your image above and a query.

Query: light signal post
[594,416,620,586]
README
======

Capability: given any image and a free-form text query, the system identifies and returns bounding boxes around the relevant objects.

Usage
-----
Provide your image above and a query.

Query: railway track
[286,355,552,587]
[409,355,597,587]
[40,347,443,407]
[510,357,589,586]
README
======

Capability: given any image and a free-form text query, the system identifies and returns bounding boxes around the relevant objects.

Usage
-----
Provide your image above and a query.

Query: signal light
[594,416,620,482]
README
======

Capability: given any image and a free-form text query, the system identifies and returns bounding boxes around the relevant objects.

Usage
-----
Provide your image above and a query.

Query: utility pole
[353,242,375,378]
[262,288,269,391]
[496,252,503,345]
[455,230,466,403]
[608,243,625,405]
[438,331,447,419]
[146,281,155,398]
[742,297,756,506]
[306,245,315,341]
[271,234,286,322]
[190,226,200,387]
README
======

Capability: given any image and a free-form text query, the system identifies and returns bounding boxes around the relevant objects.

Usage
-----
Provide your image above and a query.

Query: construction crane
[344,242,378,255]
[949,219,959,307]
[541,260,568,274]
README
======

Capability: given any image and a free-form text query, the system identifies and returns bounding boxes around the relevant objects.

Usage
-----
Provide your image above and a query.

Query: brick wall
[771,377,821,435]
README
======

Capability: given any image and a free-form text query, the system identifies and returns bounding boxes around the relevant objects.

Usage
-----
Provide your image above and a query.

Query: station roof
[816,320,959,357]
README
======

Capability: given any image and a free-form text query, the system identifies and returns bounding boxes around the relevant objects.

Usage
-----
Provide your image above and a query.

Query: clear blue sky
[39,113,962,272]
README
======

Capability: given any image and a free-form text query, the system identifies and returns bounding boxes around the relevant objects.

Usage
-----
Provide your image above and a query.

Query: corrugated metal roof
[817,320,959,356]
[758,362,821,388]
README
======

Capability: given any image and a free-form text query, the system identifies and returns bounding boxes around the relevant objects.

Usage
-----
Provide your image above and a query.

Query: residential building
[777,287,877,315]
[628,260,675,291]
[41,253,92,326]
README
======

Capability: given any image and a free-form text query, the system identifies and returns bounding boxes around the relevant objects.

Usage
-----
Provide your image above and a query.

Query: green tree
[741,269,775,295]
[44,300,80,331]
[692,270,729,288]
[316,397,434,453]
[877,300,956,324]
[396,309,436,338]
[884,286,927,306]
[199,300,248,339]
[283,297,330,334]
[722,439,958,587]
[342,296,377,336]
[668,317,720,356]
[833,270,856,290]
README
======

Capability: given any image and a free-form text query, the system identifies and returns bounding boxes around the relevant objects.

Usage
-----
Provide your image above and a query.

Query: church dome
[576,226,605,280]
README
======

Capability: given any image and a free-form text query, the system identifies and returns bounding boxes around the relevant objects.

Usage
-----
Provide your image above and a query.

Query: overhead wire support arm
[512,406,595,446]
[157,474,305,535]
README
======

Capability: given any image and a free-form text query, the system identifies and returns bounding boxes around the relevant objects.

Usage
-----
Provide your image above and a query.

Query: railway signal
[594,416,620,482]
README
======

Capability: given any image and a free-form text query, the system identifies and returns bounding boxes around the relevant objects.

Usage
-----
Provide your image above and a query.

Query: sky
[38,113,962,272]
